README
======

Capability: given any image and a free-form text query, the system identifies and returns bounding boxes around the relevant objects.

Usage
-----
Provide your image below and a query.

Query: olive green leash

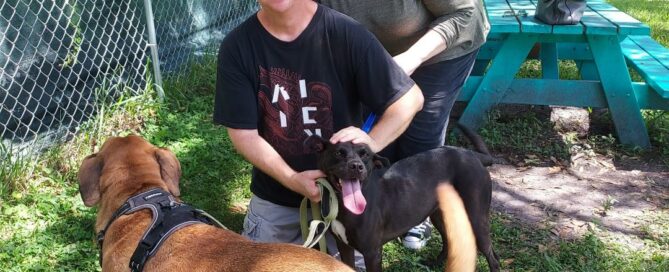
[300,178,338,253]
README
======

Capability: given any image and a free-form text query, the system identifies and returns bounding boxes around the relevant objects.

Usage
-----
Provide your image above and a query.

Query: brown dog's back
[144,224,351,271]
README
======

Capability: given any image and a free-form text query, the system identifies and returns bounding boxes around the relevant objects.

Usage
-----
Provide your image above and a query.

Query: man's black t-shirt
[214,5,414,207]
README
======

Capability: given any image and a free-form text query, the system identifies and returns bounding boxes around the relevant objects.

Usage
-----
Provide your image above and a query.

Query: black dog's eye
[358,150,368,158]
[336,149,346,157]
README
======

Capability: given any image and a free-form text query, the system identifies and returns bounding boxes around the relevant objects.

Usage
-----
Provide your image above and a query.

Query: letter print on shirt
[257,66,333,156]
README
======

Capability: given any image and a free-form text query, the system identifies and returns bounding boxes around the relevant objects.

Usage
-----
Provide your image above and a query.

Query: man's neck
[257,1,318,42]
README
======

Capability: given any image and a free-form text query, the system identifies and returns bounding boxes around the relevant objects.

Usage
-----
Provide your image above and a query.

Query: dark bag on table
[535,0,587,25]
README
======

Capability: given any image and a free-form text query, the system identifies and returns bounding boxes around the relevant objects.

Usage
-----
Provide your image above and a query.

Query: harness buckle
[130,240,152,272]
[96,231,105,247]
[129,260,142,272]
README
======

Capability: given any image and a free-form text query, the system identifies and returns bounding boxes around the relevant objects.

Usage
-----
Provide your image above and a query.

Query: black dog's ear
[373,154,390,169]
[304,135,329,153]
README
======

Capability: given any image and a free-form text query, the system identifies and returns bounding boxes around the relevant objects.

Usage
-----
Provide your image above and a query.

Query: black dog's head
[305,135,389,215]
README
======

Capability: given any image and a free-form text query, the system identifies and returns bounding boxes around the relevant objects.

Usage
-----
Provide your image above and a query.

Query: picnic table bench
[459,0,669,148]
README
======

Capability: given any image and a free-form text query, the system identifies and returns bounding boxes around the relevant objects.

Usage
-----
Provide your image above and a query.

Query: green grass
[143,57,252,231]
[2,0,669,271]
[379,212,669,271]
[478,108,572,165]
[0,143,30,197]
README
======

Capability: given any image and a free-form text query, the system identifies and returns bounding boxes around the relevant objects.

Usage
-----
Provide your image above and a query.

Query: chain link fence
[152,0,257,75]
[0,0,257,158]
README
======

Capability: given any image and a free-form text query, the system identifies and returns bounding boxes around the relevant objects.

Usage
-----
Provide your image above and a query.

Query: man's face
[258,0,299,13]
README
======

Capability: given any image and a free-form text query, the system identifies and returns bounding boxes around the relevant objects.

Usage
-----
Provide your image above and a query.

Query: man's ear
[155,148,182,197]
[304,135,329,153]
[373,154,390,169]
[78,154,102,207]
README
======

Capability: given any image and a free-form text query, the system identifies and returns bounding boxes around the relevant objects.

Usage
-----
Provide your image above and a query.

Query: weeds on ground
[0,142,31,198]
[475,108,571,166]
[0,78,158,271]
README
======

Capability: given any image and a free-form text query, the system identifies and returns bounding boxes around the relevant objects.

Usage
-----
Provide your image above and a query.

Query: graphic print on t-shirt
[257,66,333,156]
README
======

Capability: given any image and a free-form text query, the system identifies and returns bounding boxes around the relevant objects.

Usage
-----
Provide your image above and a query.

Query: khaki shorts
[241,194,340,254]
[242,194,366,270]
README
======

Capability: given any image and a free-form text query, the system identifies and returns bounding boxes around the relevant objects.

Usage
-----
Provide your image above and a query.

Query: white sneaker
[402,219,432,250]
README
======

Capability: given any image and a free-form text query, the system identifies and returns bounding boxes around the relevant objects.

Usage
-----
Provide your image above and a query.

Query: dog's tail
[456,123,493,166]
[437,183,477,272]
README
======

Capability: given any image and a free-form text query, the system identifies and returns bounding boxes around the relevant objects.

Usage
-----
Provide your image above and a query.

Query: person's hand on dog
[330,126,380,152]
[288,170,324,203]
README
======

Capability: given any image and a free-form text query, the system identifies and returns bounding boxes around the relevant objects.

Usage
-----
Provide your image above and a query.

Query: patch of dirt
[483,106,669,250]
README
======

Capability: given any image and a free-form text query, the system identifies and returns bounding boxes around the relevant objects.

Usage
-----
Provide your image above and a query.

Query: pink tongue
[341,179,366,215]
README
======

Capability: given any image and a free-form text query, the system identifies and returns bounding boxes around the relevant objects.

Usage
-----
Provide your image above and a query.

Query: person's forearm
[226,128,298,190]
[401,30,447,64]
[368,84,424,152]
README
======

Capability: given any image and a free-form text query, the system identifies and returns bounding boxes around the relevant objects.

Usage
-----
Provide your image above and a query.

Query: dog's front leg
[362,249,382,272]
[335,238,355,268]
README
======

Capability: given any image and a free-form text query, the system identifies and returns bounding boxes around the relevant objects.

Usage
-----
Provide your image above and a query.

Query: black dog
[305,125,499,272]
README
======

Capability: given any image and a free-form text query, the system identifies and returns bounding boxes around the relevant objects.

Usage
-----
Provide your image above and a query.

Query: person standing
[214,0,423,257]
[320,0,490,250]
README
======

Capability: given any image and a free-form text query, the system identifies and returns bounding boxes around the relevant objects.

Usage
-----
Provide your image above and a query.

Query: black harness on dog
[96,188,224,272]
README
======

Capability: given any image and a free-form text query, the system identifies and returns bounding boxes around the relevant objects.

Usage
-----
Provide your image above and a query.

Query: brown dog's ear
[373,154,390,169]
[155,148,181,197]
[304,135,329,153]
[78,154,102,207]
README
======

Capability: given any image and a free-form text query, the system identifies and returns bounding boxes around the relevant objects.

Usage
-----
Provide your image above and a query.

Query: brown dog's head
[305,135,389,215]
[77,135,181,207]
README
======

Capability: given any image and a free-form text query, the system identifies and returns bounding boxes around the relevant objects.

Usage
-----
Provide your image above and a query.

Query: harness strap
[129,205,215,272]
[96,188,223,272]
[300,178,338,252]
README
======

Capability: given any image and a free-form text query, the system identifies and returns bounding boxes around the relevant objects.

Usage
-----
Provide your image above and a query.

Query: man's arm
[330,83,423,153]
[368,84,423,151]
[226,128,323,202]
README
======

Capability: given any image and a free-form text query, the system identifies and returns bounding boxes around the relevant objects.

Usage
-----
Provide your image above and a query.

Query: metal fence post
[143,0,164,101]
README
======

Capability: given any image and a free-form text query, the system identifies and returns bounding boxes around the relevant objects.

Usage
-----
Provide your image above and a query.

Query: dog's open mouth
[338,178,367,215]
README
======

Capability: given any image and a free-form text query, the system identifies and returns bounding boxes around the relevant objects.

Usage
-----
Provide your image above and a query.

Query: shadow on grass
[450,103,571,166]
[1,199,99,271]
[44,209,99,270]
[589,108,669,171]
[382,211,668,271]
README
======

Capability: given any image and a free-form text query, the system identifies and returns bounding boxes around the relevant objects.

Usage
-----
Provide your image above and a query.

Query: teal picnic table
[458,0,669,148]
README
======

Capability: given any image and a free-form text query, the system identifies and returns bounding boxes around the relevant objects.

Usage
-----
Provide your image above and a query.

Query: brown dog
[78,135,352,272]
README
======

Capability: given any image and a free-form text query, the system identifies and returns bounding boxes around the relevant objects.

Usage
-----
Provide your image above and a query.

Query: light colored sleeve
[422,0,478,49]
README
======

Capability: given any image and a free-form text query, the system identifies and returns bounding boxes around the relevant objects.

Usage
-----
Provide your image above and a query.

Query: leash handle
[300,178,338,252]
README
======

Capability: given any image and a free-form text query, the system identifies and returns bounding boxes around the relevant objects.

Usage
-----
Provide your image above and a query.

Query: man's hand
[287,170,325,203]
[330,126,380,152]
[227,128,326,202]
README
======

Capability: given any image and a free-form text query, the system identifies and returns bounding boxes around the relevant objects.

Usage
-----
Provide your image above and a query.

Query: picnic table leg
[577,61,600,80]
[587,35,651,148]
[541,43,559,79]
[459,34,538,130]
